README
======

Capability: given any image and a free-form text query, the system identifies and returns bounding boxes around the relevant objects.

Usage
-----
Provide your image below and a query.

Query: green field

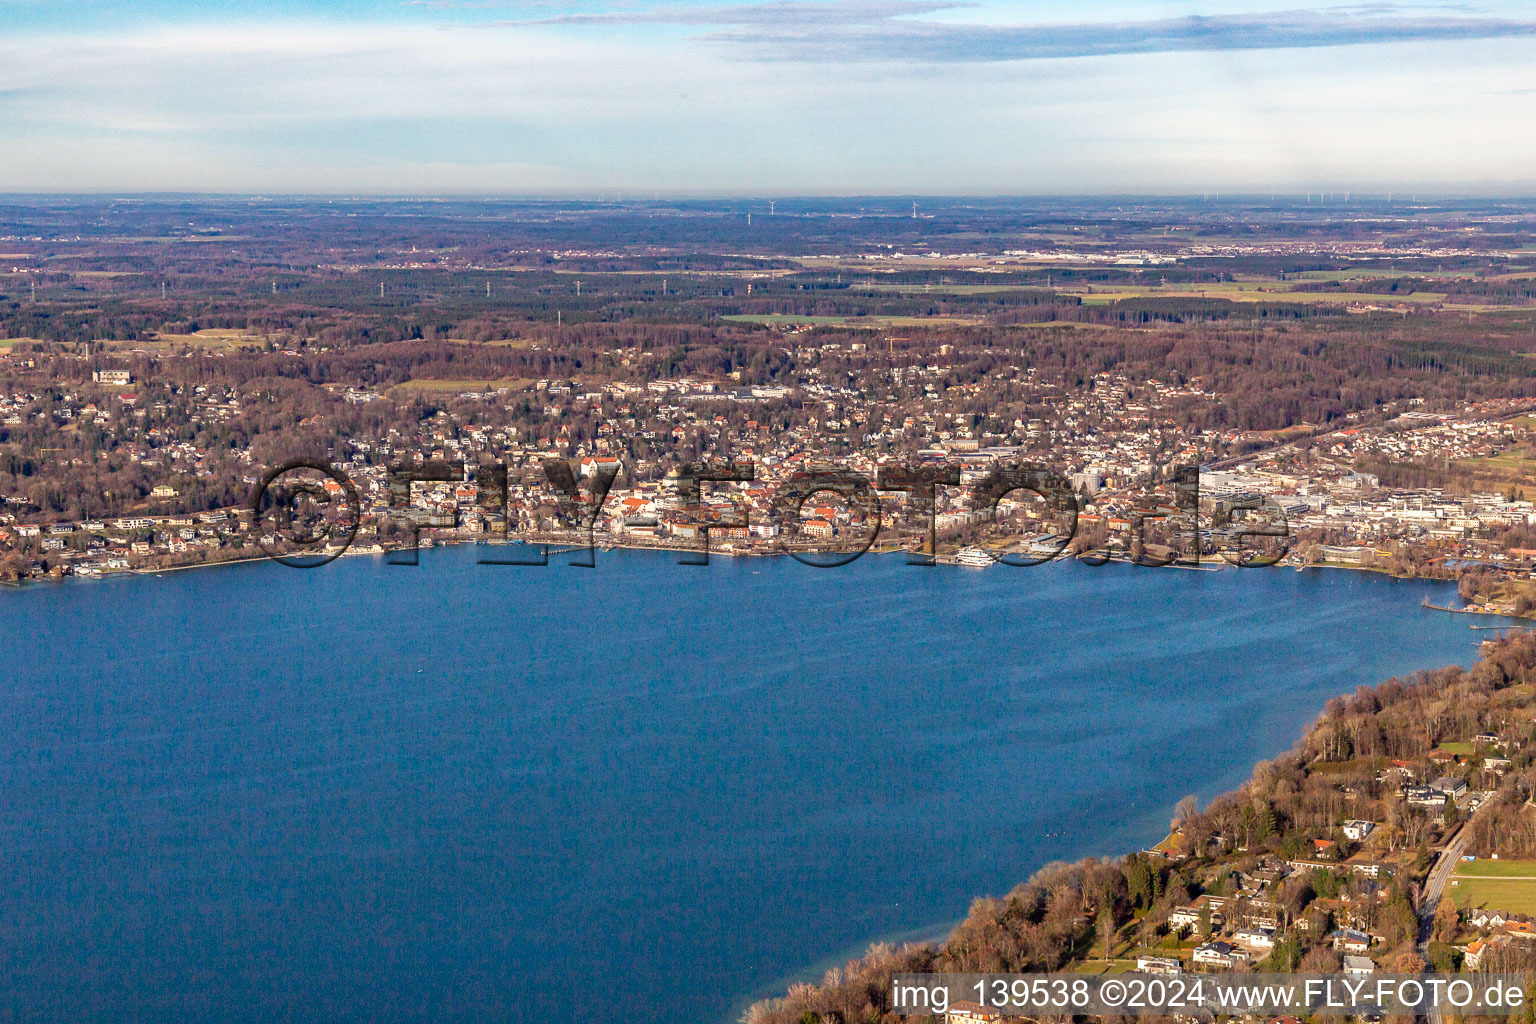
[1455,859,1536,878]
[1452,450,1536,487]
[1448,876,1536,915]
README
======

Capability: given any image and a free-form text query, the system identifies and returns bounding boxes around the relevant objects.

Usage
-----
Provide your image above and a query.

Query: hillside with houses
[747,633,1536,1024]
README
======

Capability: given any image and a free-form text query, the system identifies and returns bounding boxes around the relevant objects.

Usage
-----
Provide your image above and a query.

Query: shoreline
[735,591,1526,1023]
[8,511,1532,607]
[4,537,1517,1023]
[726,920,959,1024]
[16,537,1536,625]
[0,533,1459,581]
[17,538,1535,632]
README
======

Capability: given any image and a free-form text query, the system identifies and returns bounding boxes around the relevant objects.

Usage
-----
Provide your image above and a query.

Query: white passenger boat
[955,546,994,567]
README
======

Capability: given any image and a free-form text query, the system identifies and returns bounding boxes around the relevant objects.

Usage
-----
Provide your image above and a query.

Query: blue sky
[2,0,1534,193]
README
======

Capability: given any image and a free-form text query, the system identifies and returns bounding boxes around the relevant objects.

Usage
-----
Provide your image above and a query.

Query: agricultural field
[147,328,271,350]
[1451,449,1536,489]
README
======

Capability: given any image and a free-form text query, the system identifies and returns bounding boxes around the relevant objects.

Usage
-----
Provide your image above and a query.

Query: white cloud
[0,14,1534,191]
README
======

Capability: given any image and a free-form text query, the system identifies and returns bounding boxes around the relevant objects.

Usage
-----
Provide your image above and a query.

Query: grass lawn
[1127,944,1192,960]
[1448,877,1536,916]
[1437,742,1476,756]
[1455,859,1536,878]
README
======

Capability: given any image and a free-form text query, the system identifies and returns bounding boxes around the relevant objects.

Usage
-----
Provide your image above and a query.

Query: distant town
[5,195,1536,616]
[9,368,1536,599]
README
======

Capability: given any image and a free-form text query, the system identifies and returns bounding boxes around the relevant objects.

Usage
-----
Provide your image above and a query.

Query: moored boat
[955,546,993,567]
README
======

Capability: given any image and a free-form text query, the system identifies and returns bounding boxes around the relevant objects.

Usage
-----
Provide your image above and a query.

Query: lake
[0,548,1509,1023]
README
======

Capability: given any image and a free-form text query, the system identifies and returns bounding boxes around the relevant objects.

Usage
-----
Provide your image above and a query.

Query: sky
[1,0,1535,194]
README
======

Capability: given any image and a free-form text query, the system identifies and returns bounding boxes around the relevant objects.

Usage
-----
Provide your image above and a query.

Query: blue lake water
[0,549,1511,1023]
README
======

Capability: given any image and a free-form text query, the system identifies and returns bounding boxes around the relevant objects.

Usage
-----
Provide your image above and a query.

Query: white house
[1343,955,1376,976]
[945,1002,1001,1024]
[1341,820,1376,842]
[1233,928,1276,951]
[1192,941,1247,969]
[1469,908,1508,931]
[1136,955,1182,975]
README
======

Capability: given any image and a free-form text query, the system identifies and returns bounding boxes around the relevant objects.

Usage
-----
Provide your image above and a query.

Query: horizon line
[5,190,1536,202]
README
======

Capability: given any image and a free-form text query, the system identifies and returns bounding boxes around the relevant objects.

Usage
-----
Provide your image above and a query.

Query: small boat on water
[955,546,994,568]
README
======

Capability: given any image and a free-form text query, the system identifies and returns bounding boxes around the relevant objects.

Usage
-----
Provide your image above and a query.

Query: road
[1419,823,1472,948]
[1418,806,1486,1024]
